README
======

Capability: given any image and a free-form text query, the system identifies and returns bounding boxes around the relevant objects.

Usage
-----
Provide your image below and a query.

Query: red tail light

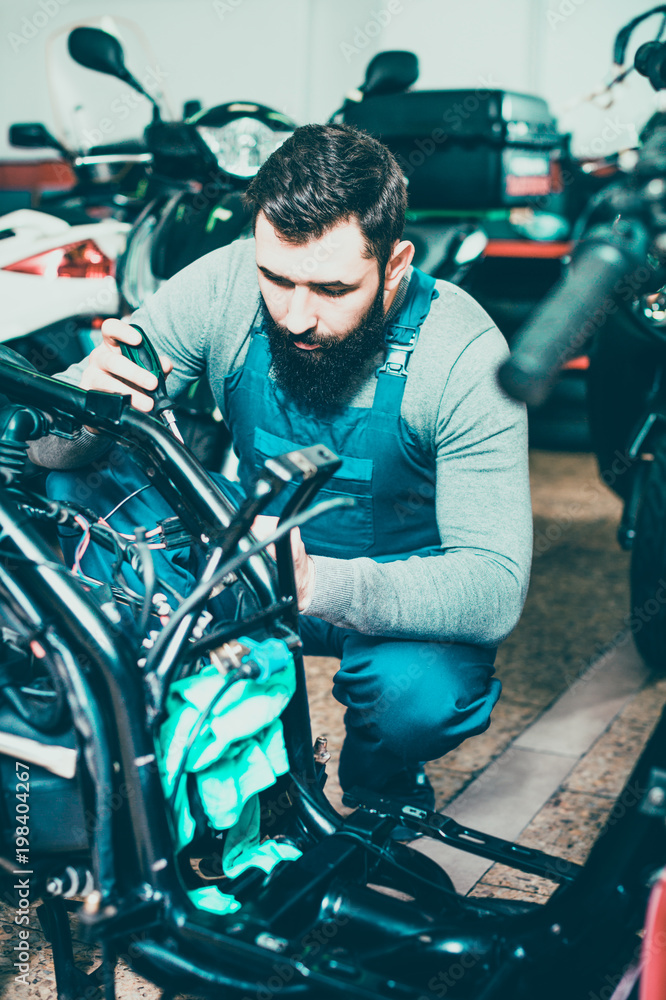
[3,239,114,278]
[563,355,589,371]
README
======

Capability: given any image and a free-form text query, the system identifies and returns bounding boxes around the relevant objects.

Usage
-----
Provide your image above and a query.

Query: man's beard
[262,289,386,415]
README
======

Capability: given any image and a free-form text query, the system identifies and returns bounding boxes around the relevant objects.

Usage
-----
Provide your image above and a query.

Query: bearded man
[34,123,532,826]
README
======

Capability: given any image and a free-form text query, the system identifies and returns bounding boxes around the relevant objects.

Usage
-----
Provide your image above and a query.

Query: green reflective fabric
[156,647,301,915]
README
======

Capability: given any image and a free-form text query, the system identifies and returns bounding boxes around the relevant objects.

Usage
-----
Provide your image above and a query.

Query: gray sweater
[31,238,532,646]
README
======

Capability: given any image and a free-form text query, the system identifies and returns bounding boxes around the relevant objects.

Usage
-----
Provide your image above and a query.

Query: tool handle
[122,324,172,412]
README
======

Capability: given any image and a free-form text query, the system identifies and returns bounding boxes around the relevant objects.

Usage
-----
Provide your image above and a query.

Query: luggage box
[343,89,565,210]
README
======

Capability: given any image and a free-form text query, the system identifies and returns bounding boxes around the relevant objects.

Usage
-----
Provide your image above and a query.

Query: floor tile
[563,678,666,799]
[437,698,538,775]
[514,637,648,757]
[470,864,558,900]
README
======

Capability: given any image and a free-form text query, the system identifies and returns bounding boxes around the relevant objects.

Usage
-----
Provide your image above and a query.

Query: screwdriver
[122,323,184,443]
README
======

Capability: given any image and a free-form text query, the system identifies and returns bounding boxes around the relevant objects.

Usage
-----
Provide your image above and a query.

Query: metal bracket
[83,390,129,425]
[343,787,583,884]
[628,411,666,460]
[627,364,666,460]
[640,767,666,817]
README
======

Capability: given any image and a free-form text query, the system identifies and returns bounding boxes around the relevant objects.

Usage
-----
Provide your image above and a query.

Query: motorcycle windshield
[44,14,173,154]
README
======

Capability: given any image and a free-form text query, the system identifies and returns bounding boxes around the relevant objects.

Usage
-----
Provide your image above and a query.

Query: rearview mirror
[9,123,66,154]
[68,26,128,80]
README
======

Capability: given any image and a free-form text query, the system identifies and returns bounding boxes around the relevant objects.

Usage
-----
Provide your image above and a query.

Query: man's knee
[345,639,500,759]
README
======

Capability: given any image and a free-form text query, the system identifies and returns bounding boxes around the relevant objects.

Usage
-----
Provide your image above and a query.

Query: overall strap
[373,268,439,414]
[243,302,271,372]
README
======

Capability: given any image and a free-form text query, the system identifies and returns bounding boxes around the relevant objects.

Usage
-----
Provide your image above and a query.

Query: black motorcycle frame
[0,359,665,1000]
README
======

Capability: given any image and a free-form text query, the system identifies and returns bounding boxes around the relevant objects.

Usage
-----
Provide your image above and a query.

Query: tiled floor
[1,449,662,997]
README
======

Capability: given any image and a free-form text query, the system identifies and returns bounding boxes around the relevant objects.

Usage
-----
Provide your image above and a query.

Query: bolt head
[83,890,102,915]
[649,787,665,807]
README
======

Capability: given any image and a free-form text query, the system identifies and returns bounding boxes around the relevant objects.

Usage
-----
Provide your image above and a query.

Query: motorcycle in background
[64,26,297,311]
[0,207,129,375]
[64,26,297,468]
[79,37,488,315]
[116,93,295,311]
[0,24,155,375]
[336,51,603,449]
[7,120,150,226]
[569,7,666,672]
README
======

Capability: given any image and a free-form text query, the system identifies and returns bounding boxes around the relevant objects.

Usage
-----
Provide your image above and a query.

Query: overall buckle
[376,325,419,378]
[385,323,419,347]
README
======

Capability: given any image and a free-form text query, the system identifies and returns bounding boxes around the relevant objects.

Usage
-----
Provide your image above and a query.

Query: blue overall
[48,267,500,794]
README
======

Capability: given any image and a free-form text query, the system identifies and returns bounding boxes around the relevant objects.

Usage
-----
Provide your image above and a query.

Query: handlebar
[0,357,277,597]
[498,218,650,407]
[73,153,152,167]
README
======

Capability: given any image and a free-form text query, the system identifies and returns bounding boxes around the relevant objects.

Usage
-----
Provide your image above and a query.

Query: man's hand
[251,515,316,611]
[81,318,173,412]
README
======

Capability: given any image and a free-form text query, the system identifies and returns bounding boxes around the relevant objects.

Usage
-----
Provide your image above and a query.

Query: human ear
[383,240,414,292]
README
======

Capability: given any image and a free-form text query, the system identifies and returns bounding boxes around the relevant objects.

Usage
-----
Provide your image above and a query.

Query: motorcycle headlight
[197,118,292,179]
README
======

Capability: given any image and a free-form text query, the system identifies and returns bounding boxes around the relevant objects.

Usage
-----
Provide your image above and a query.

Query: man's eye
[320,287,348,298]
[268,275,293,288]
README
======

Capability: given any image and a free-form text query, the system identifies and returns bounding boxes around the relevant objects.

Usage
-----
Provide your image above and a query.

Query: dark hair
[243,122,407,270]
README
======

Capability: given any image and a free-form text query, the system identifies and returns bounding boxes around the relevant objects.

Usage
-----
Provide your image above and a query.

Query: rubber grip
[498,220,650,407]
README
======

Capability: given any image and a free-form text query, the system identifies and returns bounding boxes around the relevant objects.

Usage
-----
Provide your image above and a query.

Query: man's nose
[285,286,317,336]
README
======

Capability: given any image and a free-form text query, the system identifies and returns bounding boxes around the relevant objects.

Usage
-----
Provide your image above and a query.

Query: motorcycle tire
[630,436,666,672]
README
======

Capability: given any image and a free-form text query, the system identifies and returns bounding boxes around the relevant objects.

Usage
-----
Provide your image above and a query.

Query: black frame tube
[1,362,666,999]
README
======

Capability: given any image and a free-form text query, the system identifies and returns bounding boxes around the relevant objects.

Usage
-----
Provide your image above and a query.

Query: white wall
[0,0,662,160]
[0,0,379,158]
[377,0,661,156]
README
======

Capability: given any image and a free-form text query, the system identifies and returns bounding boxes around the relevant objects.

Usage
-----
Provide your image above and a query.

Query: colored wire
[128,537,156,637]
[103,482,152,522]
[145,496,352,680]
[72,515,97,583]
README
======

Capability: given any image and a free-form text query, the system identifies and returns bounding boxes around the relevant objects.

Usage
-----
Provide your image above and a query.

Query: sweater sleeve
[303,329,533,646]
[28,242,240,470]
